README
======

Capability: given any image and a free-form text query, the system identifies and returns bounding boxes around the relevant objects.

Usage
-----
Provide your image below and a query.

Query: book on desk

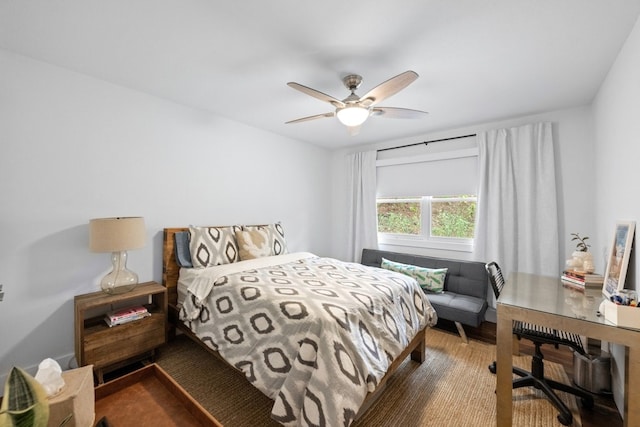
[561,269,604,290]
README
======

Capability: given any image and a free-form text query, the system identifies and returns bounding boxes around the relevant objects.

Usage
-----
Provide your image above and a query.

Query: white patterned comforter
[179,253,437,426]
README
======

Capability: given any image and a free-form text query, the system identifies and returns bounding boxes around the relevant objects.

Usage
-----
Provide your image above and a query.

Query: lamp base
[100,251,139,294]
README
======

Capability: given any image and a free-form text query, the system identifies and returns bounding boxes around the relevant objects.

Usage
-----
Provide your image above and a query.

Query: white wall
[592,15,640,418]
[329,107,596,268]
[4,11,638,410]
[0,49,332,381]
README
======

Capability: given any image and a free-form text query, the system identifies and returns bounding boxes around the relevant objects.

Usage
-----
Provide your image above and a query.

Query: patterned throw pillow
[236,229,272,260]
[242,222,288,255]
[381,258,447,293]
[188,226,240,268]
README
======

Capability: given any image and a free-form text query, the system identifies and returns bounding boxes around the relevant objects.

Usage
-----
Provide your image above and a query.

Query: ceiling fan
[286,70,427,134]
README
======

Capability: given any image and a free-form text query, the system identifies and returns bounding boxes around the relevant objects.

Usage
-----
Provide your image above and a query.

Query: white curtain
[346,150,379,262]
[475,122,559,282]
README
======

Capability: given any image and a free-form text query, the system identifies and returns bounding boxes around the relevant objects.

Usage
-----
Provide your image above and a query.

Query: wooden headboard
[162,227,187,307]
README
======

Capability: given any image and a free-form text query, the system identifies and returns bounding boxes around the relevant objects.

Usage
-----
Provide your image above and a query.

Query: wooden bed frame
[161,227,428,419]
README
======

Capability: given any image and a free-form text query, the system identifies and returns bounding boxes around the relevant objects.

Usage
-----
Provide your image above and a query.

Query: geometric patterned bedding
[180,253,437,427]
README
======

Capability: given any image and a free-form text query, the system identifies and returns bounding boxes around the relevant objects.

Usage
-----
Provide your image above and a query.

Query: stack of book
[561,269,604,290]
[104,305,150,327]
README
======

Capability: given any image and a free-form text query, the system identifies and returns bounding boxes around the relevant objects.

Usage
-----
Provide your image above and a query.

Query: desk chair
[485,261,594,426]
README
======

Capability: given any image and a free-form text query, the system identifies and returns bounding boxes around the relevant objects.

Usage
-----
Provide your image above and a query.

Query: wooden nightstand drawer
[84,314,165,368]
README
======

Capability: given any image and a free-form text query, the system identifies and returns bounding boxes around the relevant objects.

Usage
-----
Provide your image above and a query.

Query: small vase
[570,251,594,273]
[582,252,595,273]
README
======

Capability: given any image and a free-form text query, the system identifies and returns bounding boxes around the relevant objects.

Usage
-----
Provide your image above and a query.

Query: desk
[496,273,640,427]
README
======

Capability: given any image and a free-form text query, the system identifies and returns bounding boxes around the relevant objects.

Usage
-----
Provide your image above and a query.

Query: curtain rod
[377,133,477,153]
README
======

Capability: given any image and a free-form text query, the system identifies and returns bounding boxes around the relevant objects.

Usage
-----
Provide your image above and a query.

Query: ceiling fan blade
[371,107,428,119]
[287,82,345,108]
[285,112,335,124]
[359,71,419,107]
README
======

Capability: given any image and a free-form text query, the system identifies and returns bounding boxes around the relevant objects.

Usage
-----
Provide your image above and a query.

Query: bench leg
[454,321,469,344]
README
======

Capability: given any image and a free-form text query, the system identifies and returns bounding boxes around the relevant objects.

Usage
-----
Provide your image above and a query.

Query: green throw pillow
[381,258,447,293]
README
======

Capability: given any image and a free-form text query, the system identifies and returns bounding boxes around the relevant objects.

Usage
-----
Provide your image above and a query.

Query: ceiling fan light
[336,105,369,127]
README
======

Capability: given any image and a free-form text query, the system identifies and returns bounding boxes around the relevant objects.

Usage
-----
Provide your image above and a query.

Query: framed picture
[602,221,636,298]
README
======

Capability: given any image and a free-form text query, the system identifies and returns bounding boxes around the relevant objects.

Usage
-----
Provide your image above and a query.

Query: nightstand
[74,282,167,384]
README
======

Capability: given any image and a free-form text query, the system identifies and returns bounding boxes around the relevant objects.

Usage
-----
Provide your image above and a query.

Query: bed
[162,225,437,426]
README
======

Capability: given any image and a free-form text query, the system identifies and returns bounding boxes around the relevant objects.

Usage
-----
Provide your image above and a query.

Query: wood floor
[435,319,622,427]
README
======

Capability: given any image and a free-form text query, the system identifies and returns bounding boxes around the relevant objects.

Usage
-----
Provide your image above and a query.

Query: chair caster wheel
[557,413,572,426]
[488,362,496,374]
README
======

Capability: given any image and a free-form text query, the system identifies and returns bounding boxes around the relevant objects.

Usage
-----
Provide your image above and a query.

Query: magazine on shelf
[104,305,150,327]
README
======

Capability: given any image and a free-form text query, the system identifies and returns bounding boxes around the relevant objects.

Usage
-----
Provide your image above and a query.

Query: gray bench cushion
[426,292,487,327]
[361,248,488,327]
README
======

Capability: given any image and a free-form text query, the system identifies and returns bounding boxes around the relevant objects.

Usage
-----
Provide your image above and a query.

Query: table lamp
[89,217,145,294]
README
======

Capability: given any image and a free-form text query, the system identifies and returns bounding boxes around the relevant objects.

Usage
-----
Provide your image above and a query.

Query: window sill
[378,235,474,253]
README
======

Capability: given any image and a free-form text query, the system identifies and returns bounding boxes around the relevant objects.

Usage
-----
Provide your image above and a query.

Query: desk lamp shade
[90,217,145,294]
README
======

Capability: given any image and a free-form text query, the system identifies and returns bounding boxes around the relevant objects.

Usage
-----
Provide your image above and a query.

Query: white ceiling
[2,1,640,149]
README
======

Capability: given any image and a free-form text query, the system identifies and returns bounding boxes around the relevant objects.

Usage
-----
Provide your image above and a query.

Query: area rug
[156,328,581,426]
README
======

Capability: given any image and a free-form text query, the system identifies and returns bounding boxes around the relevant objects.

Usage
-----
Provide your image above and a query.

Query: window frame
[377,195,476,252]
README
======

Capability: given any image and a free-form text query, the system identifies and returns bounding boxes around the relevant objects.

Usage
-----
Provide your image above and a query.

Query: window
[377,195,476,250]
[375,140,479,251]
[377,198,421,235]
[430,195,476,238]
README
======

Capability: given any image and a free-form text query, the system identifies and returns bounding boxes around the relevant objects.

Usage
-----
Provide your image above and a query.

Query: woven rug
[156,328,581,426]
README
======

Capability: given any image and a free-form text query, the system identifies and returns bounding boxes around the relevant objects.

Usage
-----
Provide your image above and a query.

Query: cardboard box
[603,299,640,329]
[47,365,94,427]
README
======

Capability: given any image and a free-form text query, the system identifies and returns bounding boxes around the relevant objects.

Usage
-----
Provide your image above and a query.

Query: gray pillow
[174,231,193,268]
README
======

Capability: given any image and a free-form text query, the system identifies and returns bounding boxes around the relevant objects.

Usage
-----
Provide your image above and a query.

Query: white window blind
[376,147,479,198]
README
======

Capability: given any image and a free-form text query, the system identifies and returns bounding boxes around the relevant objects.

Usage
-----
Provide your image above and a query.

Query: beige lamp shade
[89,217,146,252]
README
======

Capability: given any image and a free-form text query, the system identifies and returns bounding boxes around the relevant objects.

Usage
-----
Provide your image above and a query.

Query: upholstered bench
[361,249,489,342]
